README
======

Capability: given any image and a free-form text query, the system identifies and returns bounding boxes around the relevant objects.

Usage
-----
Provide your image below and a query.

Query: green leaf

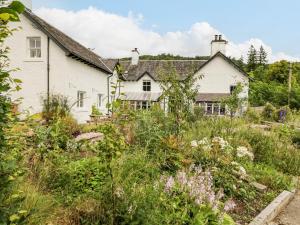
[13,78,22,83]
[9,214,20,222]
[0,13,10,21]
[9,1,25,13]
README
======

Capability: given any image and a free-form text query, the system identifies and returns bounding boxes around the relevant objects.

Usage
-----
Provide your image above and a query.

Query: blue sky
[32,0,300,60]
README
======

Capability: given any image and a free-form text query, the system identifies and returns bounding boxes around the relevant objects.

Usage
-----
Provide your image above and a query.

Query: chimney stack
[131,48,139,65]
[211,34,228,57]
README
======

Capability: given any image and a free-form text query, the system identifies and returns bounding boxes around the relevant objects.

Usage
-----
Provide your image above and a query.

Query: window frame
[27,37,42,59]
[77,91,86,108]
[142,80,151,92]
[97,94,103,108]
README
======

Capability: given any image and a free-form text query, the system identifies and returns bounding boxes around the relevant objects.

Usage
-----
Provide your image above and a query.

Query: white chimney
[131,48,139,65]
[211,34,228,57]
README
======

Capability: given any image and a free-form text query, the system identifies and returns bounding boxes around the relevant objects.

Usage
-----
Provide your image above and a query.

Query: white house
[6,1,112,123]
[104,35,249,115]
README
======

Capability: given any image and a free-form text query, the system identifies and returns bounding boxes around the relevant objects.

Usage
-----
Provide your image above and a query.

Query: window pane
[207,103,212,115]
[35,39,41,48]
[98,94,102,107]
[213,104,220,115]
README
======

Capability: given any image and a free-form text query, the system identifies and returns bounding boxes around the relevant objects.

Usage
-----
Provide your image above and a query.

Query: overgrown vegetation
[1,3,300,224]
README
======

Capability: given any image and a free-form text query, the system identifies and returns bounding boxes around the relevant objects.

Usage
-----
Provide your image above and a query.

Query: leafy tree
[258,45,268,66]
[158,63,201,134]
[247,45,258,72]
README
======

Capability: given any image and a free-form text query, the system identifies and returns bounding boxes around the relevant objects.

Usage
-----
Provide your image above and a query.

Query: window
[97,94,103,107]
[230,85,237,94]
[28,37,41,58]
[206,103,213,115]
[143,80,151,92]
[77,91,86,108]
[213,103,220,115]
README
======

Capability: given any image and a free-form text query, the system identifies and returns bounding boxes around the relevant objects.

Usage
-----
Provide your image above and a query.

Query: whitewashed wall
[196,55,249,98]
[7,15,109,123]
[121,74,162,94]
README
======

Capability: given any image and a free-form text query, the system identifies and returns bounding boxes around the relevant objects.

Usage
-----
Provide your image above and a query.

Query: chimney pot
[211,35,227,57]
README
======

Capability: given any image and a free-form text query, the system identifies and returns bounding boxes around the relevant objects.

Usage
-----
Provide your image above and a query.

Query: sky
[31,0,300,62]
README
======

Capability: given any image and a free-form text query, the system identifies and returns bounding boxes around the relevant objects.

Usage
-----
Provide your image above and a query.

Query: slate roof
[23,9,112,74]
[196,93,230,102]
[103,59,207,81]
[103,52,250,81]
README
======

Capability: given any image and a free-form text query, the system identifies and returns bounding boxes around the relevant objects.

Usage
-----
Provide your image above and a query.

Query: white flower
[237,146,254,161]
[198,138,209,145]
[191,140,198,148]
[231,162,247,178]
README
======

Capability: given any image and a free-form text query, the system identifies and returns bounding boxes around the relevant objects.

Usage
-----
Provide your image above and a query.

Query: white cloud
[35,7,300,62]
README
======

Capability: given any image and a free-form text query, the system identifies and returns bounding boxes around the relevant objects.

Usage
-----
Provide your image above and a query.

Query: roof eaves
[23,10,112,74]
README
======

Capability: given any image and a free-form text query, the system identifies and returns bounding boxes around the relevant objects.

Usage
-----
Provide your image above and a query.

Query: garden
[1,97,300,224]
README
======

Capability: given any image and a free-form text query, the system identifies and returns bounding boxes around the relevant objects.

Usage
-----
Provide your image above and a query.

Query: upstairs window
[28,37,41,58]
[143,80,151,92]
[77,91,86,108]
[230,85,237,94]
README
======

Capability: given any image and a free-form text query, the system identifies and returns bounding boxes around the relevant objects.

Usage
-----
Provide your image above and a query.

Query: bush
[245,108,261,123]
[45,157,108,202]
[42,94,71,122]
[261,103,276,121]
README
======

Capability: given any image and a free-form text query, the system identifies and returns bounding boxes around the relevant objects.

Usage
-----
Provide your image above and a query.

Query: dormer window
[28,37,41,58]
[143,80,151,92]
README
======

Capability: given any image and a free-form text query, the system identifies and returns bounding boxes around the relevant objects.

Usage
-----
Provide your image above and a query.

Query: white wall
[121,74,162,94]
[7,15,109,123]
[195,55,249,99]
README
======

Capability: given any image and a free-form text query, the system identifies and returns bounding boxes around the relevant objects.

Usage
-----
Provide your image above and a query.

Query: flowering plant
[160,165,236,224]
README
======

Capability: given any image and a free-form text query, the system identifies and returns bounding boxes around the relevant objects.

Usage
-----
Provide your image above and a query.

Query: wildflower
[198,137,209,145]
[164,176,175,193]
[237,146,254,161]
[224,199,236,212]
[115,187,124,198]
[191,140,198,148]
[177,171,188,186]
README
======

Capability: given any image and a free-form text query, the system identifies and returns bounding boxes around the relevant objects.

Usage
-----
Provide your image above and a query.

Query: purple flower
[224,199,236,212]
[164,176,175,193]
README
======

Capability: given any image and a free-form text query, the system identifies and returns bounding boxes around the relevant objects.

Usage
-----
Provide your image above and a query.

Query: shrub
[42,94,71,122]
[45,157,108,202]
[245,108,261,123]
[91,105,102,116]
[261,103,276,121]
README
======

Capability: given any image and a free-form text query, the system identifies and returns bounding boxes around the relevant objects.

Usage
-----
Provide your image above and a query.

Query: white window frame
[77,91,86,108]
[97,94,103,108]
[143,80,151,92]
[27,37,41,58]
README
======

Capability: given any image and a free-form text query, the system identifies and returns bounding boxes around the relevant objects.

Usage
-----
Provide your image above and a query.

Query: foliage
[91,105,102,116]
[261,103,276,120]
[222,83,246,117]
[158,62,201,134]
[0,1,25,224]
[42,94,71,122]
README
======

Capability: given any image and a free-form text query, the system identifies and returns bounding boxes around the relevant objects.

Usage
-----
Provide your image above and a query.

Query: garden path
[270,191,300,225]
